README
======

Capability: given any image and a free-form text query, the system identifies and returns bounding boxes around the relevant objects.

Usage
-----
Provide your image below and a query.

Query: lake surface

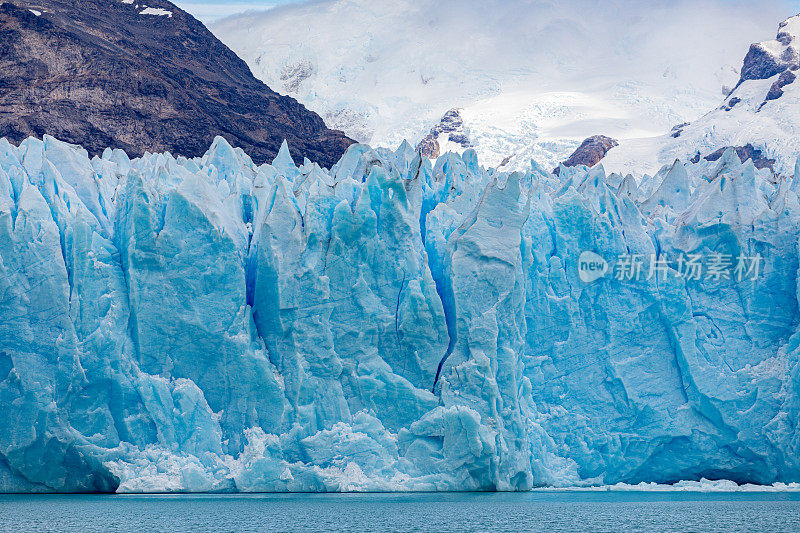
[1,491,799,532]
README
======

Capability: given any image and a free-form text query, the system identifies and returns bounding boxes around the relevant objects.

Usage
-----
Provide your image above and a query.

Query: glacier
[1,134,799,492]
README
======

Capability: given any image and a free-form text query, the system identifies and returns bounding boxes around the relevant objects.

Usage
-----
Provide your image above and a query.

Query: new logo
[578,251,608,283]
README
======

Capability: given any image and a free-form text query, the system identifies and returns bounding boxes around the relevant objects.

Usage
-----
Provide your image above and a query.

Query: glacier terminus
[1,134,799,492]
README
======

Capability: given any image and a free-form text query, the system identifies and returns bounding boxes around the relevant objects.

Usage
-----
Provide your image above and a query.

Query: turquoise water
[1,492,799,532]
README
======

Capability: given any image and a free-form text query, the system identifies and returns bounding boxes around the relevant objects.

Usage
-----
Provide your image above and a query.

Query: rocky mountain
[739,16,800,84]
[0,0,353,166]
[602,14,800,176]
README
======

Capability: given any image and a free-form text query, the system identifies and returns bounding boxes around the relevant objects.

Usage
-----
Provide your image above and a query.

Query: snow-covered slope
[2,134,800,492]
[211,0,786,170]
[604,14,800,176]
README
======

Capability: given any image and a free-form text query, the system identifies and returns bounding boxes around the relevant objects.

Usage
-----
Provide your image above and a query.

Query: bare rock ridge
[739,15,800,85]
[553,135,618,175]
[763,69,797,105]
[416,108,472,159]
[730,13,800,111]
[0,0,354,166]
[695,143,777,171]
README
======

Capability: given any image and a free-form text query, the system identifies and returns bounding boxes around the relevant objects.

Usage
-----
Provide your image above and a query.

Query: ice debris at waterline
[1,135,800,493]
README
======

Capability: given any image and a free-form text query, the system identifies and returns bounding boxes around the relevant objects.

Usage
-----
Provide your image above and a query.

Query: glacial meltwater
[1,492,799,532]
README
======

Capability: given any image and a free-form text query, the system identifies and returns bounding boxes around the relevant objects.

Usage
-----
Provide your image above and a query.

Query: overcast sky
[174,0,800,23]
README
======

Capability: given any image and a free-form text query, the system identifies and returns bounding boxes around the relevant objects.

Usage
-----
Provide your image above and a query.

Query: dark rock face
[416,108,472,159]
[553,135,618,175]
[738,16,799,91]
[740,43,791,83]
[0,0,353,166]
[721,97,741,112]
[703,144,777,171]
[434,109,472,146]
[671,122,690,137]
[764,69,797,103]
[417,134,440,159]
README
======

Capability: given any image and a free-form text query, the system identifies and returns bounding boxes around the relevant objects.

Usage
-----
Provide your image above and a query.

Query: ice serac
[0,134,799,492]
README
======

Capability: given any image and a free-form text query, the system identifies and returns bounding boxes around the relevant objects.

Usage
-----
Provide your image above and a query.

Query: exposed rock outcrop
[670,122,690,137]
[763,68,798,105]
[416,108,472,159]
[553,135,618,175]
[721,97,741,111]
[738,14,800,89]
[703,144,777,171]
